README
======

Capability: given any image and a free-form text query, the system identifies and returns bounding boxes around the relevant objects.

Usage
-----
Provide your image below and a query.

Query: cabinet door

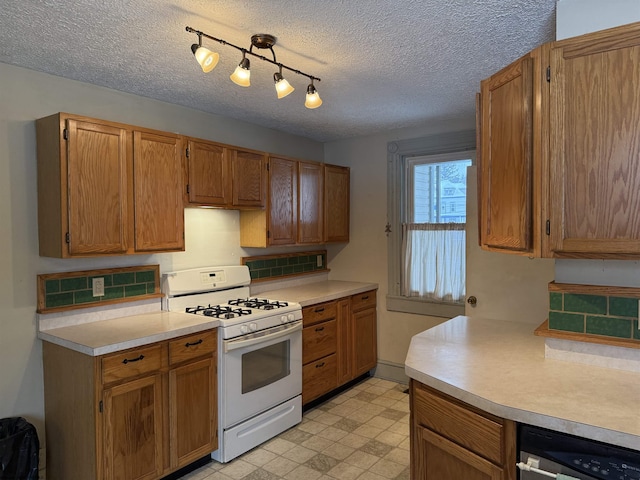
[416,427,503,480]
[303,318,337,364]
[133,131,185,252]
[103,374,163,480]
[298,161,324,244]
[550,24,640,256]
[324,165,350,243]
[480,55,534,253]
[169,357,217,469]
[231,149,267,208]
[352,307,377,377]
[66,119,128,255]
[186,139,229,206]
[268,156,298,245]
[336,299,353,385]
[302,353,337,404]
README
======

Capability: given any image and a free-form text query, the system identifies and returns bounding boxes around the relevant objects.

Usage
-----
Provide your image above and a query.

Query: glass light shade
[230,58,251,87]
[275,77,295,99]
[191,44,219,73]
[305,85,323,109]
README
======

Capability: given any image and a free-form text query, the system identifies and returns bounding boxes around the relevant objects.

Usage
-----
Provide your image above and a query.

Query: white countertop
[405,316,640,451]
[38,311,220,356]
[255,280,378,307]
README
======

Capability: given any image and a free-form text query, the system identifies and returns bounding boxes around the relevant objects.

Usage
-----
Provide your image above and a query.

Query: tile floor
[181,377,410,480]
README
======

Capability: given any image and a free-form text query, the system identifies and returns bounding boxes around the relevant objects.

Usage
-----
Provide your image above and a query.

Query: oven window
[241,339,290,394]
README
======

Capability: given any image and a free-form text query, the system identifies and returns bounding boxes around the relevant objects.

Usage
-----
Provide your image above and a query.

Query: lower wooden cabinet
[410,380,516,480]
[302,289,378,406]
[42,329,218,480]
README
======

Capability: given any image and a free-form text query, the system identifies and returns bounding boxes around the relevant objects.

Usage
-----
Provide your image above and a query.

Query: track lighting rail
[185,26,321,83]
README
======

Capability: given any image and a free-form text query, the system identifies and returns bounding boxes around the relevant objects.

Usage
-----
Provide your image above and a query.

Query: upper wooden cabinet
[240,158,349,248]
[479,21,640,259]
[36,113,185,257]
[549,23,640,257]
[185,137,266,209]
[324,164,350,243]
[479,45,549,257]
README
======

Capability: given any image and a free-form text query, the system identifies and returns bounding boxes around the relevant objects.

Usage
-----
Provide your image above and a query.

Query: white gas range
[162,265,302,463]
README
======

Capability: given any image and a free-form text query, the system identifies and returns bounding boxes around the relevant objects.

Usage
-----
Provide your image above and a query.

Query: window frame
[387,131,476,317]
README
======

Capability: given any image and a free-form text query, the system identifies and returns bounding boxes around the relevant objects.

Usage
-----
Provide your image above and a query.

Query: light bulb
[305,83,323,109]
[230,57,251,87]
[191,44,219,73]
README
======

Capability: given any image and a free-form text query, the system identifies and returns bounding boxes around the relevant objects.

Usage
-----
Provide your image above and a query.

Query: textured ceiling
[0,0,556,142]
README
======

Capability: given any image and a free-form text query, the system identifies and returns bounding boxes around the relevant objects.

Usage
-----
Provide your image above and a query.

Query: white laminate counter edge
[405,316,640,451]
[37,311,220,357]
[254,280,379,307]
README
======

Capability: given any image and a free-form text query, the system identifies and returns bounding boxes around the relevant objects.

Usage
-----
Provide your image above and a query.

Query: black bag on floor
[0,418,39,480]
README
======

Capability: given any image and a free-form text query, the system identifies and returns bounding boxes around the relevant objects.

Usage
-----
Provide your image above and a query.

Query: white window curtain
[402,223,466,302]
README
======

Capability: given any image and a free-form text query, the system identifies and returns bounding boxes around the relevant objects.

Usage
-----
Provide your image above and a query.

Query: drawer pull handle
[315,362,325,368]
[315,326,325,332]
[185,339,203,347]
[122,354,144,365]
[361,296,369,300]
[314,307,325,313]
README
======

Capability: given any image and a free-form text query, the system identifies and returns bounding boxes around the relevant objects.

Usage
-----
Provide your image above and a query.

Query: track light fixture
[186,26,322,109]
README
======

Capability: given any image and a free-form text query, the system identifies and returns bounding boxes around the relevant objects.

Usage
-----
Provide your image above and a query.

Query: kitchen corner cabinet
[302,289,377,406]
[410,380,516,480]
[239,159,349,248]
[479,21,640,259]
[324,165,350,243]
[478,44,549,257]
[36,113,185,257]
[42,329,217,480]
[184,137,267,209]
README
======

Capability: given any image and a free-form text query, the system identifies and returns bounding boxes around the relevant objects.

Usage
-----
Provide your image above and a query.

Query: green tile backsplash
[548,286,640,342]
[244,252,327,281]
[43,268,158,310]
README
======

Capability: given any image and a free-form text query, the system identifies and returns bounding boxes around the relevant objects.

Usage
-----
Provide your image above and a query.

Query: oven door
[220,320,302,428]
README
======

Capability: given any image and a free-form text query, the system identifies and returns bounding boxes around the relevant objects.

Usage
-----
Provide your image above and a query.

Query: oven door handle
[224,322,302,352]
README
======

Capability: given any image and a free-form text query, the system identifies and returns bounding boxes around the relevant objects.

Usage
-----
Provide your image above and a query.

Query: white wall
[0,62,323,438]
[324,119,477,373]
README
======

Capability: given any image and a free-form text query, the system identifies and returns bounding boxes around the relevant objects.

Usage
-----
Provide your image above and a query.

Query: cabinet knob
[466,296,477,306]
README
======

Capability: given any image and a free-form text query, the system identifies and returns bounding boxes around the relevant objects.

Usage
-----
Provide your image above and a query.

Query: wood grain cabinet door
[66,119,128,255]
[186,139,229,206]
[268,156,298,245]
[352,307,377,377]
[231,149,267,208]
[133,131,184,252]
[324,165,350,243]
[480,55,534,253]
[169,357,217,469]
[103,374,164,480]
[298,161,324,244]
[549,24,640,256]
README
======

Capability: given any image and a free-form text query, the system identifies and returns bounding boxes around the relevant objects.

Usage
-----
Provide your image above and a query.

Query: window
[387,131,475,317]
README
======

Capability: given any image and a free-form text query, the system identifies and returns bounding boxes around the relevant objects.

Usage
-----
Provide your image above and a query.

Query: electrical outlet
[317,255,323,267]
[92,277,105,297]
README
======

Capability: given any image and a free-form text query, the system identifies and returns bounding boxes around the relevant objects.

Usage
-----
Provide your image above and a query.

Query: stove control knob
[240,325,249,334]
[287,313,295,322]
[280,315,288,323]
[250,323,257,331]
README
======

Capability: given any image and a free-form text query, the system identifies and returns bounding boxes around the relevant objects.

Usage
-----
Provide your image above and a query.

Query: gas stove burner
[229,298,289,310]
[186,305,252,319]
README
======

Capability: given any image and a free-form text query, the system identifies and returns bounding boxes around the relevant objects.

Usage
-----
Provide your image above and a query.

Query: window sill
[386,295,465,318]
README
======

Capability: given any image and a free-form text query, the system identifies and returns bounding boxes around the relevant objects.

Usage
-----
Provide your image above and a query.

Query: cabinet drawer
[413,384,503,464]
[303,301,337,326]
[351,290,376,312]
[169,329,217,366]
[101,343,163,384]
[303,318,337,364]
[303,353,337,404]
